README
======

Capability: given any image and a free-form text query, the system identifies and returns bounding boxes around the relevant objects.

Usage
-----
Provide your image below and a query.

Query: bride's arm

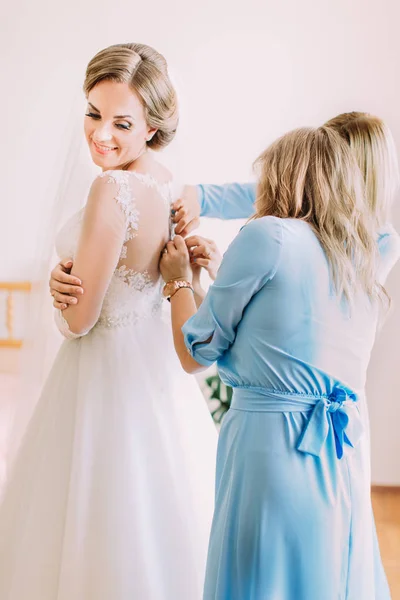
[55,175,127,338]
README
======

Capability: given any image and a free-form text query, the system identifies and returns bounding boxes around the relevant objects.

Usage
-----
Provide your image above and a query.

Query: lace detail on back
[129,172,172,207]
[114,265,154,291]
[56,169,173,333]
[97,274,163,330]
[99,170,173,262]
[99,170,140,248]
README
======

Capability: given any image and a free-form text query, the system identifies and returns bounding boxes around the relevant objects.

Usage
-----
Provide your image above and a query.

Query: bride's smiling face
[84,80,156,170]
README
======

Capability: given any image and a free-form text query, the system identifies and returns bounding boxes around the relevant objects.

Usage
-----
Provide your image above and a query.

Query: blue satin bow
[297,386,364,459]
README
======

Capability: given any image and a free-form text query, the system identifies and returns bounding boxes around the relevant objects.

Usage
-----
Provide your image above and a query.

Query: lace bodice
[55,170,173,337]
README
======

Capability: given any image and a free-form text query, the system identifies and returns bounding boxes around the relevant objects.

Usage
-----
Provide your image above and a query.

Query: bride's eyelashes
[85,112,132,131]
[115,122,132,131]
[85,112,101,120]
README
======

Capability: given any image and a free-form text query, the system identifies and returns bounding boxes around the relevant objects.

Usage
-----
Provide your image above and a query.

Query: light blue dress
[197,181,399,281]
[183,215,398,600]
[197,182,256,219]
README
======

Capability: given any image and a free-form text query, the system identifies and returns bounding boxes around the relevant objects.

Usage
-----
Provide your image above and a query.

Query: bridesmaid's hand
[171,185,201,237]
[49,259,84,310]
[185,236,222,281]
[160,236,193,283]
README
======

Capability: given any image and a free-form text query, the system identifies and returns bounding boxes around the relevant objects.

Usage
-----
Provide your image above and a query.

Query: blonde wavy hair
[254,126,382,304]
[84,43,178,151]
[325,112,399,228]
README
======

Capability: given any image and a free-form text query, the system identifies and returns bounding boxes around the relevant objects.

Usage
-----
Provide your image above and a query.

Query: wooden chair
[0,282,32,348]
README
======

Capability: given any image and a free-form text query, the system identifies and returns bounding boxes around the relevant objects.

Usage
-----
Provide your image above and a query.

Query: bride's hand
[160,236,193,283]
[49,259,84,310]
[185,236,222,281]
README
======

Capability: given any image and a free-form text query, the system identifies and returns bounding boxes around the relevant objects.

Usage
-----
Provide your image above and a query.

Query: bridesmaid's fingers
[166,240,176,253]
[172,207,186,224]
[192,258,210,268]
[174,216,189,235]
[177,217,201,237]
[185,235,206,249]
[173,235,187,250]
[187,237,216,254]
[191,245,210,258]
[170,201,183,215]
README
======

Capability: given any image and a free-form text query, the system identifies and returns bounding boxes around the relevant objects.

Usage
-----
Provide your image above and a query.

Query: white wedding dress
[0,170,217,600]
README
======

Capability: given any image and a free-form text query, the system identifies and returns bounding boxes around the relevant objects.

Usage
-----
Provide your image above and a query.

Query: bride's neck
[125,152,155,173]
[120,147,155,173]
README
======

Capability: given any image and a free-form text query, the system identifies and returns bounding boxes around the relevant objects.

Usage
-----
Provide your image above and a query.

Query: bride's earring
[146,128,157,143]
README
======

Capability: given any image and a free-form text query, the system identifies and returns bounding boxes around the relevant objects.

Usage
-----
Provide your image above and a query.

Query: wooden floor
[372,487,400,599]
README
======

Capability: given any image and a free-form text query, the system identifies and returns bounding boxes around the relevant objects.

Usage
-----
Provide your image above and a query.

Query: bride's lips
[92,141,118,156]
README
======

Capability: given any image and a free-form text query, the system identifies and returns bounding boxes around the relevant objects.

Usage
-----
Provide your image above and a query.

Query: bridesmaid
[172,113,400,284]
[160,125,396,599]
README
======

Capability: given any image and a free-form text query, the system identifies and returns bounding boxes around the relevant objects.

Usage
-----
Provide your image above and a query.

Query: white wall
[1,0,399,483]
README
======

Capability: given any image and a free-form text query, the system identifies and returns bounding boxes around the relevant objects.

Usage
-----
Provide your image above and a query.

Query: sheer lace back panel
[55,170,173,331]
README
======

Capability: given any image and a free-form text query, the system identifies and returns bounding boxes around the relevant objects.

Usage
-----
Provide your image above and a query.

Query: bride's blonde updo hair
[254,126,384,305]
[84,43,178,151]
[325,112,399,229]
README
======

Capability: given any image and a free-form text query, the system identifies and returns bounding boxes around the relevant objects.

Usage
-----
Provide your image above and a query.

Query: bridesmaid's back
[228,216,398,394]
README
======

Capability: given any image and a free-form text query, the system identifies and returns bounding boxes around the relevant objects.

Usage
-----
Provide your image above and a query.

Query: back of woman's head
[84,43,178,151]
[254,126,383,305]
[325,112,399,228]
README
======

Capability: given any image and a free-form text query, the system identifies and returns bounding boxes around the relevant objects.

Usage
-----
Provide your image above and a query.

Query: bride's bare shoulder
[129,156,173,185]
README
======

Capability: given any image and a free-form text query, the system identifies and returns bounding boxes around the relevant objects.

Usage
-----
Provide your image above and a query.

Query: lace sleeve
[58,172,132,337]
[54,309,85,339]
[99,170,140,241]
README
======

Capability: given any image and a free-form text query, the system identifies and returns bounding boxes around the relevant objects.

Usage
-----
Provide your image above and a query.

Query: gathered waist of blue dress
[231,387,334,413]
[230,385,364,459]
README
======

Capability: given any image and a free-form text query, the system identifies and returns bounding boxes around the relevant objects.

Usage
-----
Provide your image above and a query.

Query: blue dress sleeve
[197,182,257,219]
[183,217,283,366]
[377,225,400,284]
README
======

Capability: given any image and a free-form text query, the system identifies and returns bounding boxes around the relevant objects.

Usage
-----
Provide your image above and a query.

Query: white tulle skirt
[0,316,217,600]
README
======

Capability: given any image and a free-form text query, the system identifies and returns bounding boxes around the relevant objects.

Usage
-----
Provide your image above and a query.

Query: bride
[0,43,217,600]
